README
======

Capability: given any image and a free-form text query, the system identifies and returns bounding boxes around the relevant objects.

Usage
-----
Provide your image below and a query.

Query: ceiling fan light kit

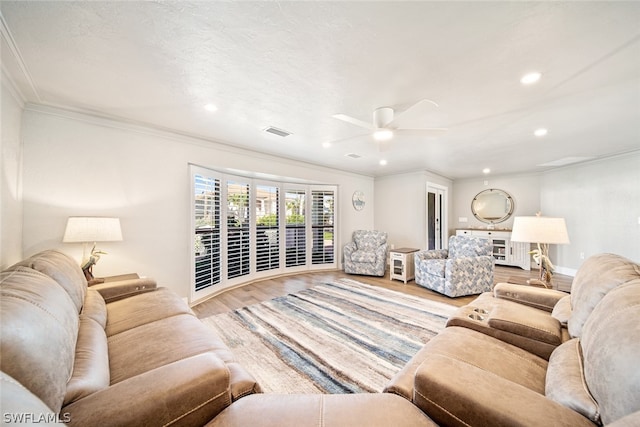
[373,129,393,141]
[330,99,448,149]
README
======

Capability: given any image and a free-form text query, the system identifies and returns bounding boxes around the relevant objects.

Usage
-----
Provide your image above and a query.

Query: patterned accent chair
[415,235,494,297]
[344,230,388,277]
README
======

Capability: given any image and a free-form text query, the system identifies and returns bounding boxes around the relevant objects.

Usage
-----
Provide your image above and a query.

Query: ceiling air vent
[345,153,361,159]
[263,126,292,137]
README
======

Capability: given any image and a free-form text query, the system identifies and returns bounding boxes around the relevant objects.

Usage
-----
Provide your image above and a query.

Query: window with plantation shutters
[311,189,335,265]
[285,189,306,267]
[193,172,221,293]
[227,180,251,279]
[191,165,337,302]
[256,184,279,272]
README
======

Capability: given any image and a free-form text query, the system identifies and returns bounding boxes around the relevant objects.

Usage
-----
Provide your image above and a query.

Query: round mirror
[471,189,514,224]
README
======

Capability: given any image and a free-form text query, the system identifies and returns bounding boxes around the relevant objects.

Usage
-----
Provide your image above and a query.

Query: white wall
[1,73,24,269]
[374,171,453,250]
[541,152,640,273]
[452,174,541,232]
[19,106,374,298]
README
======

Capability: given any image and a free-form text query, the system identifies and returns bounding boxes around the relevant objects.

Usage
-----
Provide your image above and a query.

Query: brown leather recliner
[385,253,640,426]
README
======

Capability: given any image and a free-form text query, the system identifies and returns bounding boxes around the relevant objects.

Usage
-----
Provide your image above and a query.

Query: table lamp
[63,216,123,280]
[510,213,570,288]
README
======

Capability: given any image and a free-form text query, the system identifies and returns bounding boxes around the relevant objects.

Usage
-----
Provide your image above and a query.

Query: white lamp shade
[63,217,123,243]
[511,216,570,245]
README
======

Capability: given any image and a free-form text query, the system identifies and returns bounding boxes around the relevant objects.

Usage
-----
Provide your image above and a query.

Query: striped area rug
[201,278,456,394]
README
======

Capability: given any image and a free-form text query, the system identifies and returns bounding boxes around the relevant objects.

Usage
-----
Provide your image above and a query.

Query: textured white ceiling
[2,1,639,178]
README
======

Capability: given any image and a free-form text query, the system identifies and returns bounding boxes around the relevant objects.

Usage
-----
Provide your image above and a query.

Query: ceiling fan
[331,99,447,149]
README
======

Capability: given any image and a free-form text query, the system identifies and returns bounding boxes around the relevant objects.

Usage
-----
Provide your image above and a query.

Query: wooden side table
[390,248,419,284]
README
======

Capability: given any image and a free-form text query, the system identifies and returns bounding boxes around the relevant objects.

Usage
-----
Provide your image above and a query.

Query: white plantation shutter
[311,189,335,265]
[285,189,306,267]
[227,180,251,279]
[256,184,279,272]
[193,172,221,296]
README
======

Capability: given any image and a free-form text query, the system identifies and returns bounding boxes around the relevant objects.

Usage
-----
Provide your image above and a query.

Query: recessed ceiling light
[204,103,218,112]
[322,142,331,148]
[379,159,388,166]
[520,72,542,85]
[373,129,393,141]
[482,168,491,174]
[534,128,548,137]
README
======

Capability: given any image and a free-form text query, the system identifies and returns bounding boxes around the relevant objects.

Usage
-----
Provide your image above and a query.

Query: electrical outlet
[580,252,585,260]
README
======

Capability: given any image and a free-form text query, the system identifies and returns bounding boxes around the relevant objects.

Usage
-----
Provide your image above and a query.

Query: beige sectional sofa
[0,250,260,426]
[2,250,638,426]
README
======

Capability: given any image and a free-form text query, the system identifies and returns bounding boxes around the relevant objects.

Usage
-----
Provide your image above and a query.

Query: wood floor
[192,265,574,318]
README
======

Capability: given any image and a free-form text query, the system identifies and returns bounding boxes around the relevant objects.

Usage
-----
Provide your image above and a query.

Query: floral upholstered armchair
[415,235,494,297]
[343,230,388,277]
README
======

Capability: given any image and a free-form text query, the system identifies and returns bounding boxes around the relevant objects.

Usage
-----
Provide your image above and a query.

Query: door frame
[426,182,449,250]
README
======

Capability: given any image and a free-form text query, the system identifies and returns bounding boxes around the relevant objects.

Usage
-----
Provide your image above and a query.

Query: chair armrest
[494,282,568,312]
[63,353,232,427]
[344,242,357,258]
[415,249,448,262]
[375,243,389,259]
[89,277,157,303]
[413,354,595,427]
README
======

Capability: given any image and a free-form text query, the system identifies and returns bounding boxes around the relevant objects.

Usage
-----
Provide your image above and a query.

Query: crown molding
[0,12,40,103]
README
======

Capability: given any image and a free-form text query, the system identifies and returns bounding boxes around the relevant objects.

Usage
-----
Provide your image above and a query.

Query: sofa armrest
[89,277,157,303]
[413,354,595,427]
[493,282,568,312]
[63,353,232,427]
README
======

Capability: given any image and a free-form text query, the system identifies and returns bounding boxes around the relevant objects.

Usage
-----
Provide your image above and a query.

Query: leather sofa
[3,250,638,426]
[1,249,434,427]
[0,250,261,426]
[385,253,640,426]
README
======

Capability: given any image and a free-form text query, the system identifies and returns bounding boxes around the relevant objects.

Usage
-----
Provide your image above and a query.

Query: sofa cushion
[1,372,67,425]
[12,250,87,312]
[108,313,229,384]
[580,280,640,424]
[546,338,600,423]
[208,393,437,427]
[64,316,110,406]
[0,267,79,413]
[487,303,562,345]
[551,295,572,326]
[384,326,548,402]
[105,287,192,336]
[82,288,107,328]
[568,253,640,338]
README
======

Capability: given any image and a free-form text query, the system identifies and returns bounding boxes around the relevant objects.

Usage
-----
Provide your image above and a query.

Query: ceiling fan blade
[387,99,441,129]
[394,128,448,137]
[332,114,374,130]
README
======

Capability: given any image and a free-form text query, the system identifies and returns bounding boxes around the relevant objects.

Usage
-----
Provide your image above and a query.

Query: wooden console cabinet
[456,229,530,270]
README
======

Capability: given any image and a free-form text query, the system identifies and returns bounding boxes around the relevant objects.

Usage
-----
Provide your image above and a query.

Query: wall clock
[352,191,365,211]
